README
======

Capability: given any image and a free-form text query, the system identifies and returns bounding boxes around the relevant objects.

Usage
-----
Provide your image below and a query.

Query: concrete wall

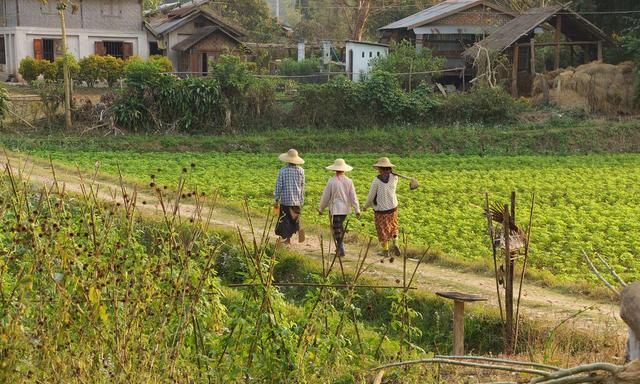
[0,26,148,79]
[9,0,144,31]
[346,42,388,82]
[0,0,147,79]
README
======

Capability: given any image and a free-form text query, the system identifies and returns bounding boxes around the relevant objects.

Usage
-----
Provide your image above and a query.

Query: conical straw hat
[278,149,305,165]
[372,157,395,168]
[326,158,353,172]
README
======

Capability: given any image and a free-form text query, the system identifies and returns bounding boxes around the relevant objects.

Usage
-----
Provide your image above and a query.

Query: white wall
[345,42,388,82]
[0,26,149,79]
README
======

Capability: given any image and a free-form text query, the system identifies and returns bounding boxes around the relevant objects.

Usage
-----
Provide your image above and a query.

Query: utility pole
[276,0,280,22]
[57,1,72,129]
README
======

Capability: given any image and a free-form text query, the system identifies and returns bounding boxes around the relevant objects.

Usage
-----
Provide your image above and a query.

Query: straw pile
[532,61,638,114]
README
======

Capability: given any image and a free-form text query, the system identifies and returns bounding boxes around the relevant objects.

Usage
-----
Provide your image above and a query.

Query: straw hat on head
[373,157,395,168]
[326,158,353,172]
[278,149,305,165]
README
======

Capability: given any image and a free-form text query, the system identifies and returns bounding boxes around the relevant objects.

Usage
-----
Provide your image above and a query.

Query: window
[361,51,364,58]
[369,51,372,58]
[101,0,122,17]
[105,41,123,58]
[377,52,380,57]
[0,37,5,65]
[95,41,133,60]
[33,38,61,61]
[149,41,163,56]
[43,39,55,61]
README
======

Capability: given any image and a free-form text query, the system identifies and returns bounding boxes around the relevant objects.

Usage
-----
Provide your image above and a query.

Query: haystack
[531,61,638,114]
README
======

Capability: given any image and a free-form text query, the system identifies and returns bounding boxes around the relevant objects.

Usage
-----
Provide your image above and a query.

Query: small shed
[345,41,389,82]
[463,5,615,96]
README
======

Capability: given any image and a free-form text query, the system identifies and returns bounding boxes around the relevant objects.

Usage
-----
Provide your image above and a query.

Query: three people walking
[274,150,403,257]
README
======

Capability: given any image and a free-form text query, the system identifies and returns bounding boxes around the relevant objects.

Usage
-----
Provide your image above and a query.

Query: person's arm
[318,178,332,213]
[300,168,305,206]
[363,179,377,209]
[349,180,360,215]
[274,169,283,204]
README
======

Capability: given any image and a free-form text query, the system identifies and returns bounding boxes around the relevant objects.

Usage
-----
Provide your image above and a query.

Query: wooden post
[511,192,516,228]
[554,15,562,70]
[530,39,536,76]
[436,292,488,356]
[415,34,424,53]
[453,300,465,355]
[570,45,574,67]
[597,40,603,61]
[511,45,519,97]
[503,204,513,354]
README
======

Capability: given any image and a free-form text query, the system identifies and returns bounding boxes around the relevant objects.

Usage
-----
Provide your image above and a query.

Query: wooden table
[436,291,488,356]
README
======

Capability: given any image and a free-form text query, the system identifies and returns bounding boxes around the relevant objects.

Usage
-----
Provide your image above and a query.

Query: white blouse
[364,174,398,211]
[318,175,361,215]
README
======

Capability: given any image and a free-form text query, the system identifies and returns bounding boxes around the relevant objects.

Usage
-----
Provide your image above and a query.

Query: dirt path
[1,152,624,334]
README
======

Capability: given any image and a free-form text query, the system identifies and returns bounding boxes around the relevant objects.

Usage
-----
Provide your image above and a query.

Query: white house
[0,0,149,80]
[345,40,388,82]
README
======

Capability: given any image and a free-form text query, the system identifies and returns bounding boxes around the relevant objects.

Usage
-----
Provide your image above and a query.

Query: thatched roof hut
[463,5,615,96]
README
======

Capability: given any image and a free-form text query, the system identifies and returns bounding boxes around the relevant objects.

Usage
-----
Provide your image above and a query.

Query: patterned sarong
[275,205,301,240]
[374,209,398,242]
[331,214,347,245]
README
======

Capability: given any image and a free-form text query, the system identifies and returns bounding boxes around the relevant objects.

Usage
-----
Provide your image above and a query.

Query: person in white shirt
[318,159,361,257]
[364,157,400,257]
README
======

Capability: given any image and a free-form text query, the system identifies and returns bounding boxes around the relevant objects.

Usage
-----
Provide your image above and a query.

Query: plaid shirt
[274,165,305,207]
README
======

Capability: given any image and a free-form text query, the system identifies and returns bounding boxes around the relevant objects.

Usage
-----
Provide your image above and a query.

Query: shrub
[211,55,275,129]
[78,55,104,87]
[31,80,64,124]
[40,60,58,81]
[0,85,9,121]
[370,40,445,90]
[101,55,125,87]
[123,58,162,90]
[18,57,58,82]
[279,58,320,76]
[293,76,363,127]
[149,55,173,73]
[360,71,409,121]
[54,54,80,81]
[112,93,148,131]
[439,85,521,124]
[18,56,39,82]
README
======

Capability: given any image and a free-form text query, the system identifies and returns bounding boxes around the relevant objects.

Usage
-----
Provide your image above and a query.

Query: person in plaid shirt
[274,149,305,244]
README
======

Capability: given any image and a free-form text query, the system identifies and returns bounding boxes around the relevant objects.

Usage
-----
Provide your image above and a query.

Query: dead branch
[581,250,619,296]
[595,253,628,287]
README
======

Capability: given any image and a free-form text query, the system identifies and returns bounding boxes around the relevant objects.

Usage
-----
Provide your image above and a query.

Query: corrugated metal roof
[468,6,561,53]
[463,5,614,56]
[380,0,483,30]
[147,7,244,37]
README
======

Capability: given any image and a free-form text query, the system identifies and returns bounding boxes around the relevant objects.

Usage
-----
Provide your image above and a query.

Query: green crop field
[27,149,640,283]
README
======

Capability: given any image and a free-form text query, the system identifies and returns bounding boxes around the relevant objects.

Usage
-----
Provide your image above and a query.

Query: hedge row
[18,55,173,87]
[108,55,522,133]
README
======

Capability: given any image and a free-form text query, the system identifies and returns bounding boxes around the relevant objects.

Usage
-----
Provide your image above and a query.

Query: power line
[209,1,640,14]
